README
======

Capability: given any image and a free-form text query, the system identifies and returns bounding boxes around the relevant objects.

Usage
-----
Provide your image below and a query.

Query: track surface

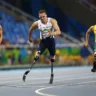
[0,66,96,96]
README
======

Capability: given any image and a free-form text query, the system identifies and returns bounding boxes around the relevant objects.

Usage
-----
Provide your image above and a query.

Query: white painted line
[35,80,96,96]
[35,87,56,96]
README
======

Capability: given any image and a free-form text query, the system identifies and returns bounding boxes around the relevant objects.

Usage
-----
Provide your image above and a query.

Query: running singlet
[37,18,54,39]
[93,25,96,52]
[93,25,96,42]
[94,25,96,34]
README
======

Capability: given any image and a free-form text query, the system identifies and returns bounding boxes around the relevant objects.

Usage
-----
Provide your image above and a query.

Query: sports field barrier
[0,43,93,68]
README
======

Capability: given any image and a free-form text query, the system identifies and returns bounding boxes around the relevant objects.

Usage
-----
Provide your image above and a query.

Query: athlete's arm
[50,18,61,36]
[28,21,38,42]
[85,26,93,47]
[0,25,3,44]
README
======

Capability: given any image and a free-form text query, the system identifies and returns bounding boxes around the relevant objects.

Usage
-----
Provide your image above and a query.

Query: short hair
[38,10,47,14]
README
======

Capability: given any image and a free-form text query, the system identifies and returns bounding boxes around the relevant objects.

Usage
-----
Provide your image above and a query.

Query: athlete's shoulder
[89,25,94,31]
[90,25,94,28]
[32,21,38,26]
[90,25,96,28]
[50,18,57,21]
[30,21,38,29]
[50,18,57,24]
[33,21,38,24]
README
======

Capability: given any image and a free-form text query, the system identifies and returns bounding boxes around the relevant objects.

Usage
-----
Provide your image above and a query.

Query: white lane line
[35,87,56,96]
[35,80,96,96]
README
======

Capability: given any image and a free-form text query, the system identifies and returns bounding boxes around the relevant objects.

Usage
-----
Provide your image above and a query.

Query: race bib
[41,32,50,39]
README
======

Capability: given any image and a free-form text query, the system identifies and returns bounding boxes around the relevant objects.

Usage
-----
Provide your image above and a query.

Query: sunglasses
[39,16,46,19]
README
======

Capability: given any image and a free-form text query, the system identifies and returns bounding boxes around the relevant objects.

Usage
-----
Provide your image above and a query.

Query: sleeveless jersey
[93,25,96,42]
[93,25,96,52]
[94,25,96,35]
[37,18,54,39]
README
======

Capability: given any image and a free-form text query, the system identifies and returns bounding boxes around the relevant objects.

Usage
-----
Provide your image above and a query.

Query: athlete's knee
[34,56,39,61]
[34,51,41,61]
[50,56,55,62]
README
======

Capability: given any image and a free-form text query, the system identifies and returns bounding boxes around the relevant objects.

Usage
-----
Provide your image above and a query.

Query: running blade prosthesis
[22,61,35,82]
[91,54,96,72]
[49,73,54,84]
[91,62,96,72]
[23,70,30,82]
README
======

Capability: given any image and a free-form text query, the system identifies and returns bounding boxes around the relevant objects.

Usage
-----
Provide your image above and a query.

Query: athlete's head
[38,10,48,23]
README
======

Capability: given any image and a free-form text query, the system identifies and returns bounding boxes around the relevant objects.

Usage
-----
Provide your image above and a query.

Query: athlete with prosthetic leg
[23,10,61,84]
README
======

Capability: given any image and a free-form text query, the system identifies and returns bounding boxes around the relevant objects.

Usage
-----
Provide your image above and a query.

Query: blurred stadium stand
[0,0,78,45]
[0,0,37,44]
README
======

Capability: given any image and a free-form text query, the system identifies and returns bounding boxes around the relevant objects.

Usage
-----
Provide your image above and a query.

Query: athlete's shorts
[37,37,55,57]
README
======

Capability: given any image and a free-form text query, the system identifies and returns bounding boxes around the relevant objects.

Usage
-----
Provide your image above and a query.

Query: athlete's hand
[48,30,55,36]
[48,30,52,36]
[48,30,56,36]
[85,42,89,48]
[29,37,34,43]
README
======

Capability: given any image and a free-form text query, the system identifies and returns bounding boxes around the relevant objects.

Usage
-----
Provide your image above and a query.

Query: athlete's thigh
[47,38,56,56]
[38,40,46,55]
